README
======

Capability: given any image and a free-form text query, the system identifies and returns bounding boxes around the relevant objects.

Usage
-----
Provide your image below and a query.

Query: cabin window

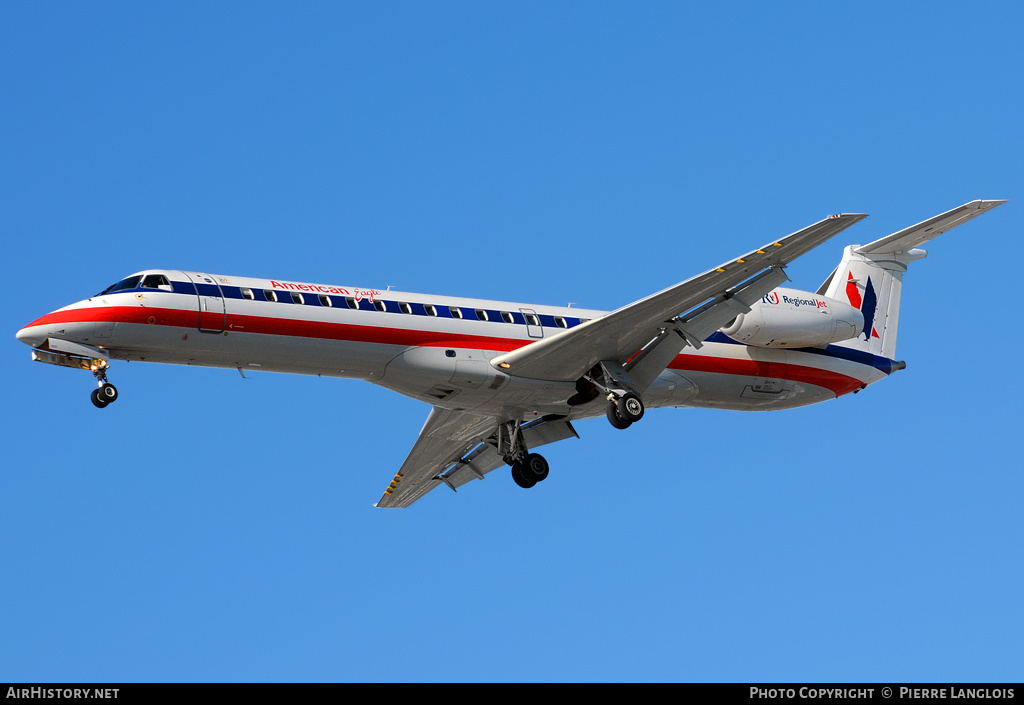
[425,304,438,317]
[554,316,567,328]
[449,307,463,319]
[399,302,412,314]
[345,297,357,309]
[578,318,590,324]
[140,274,172,291]
[264,290,278,302]
[525,313,540,326]
[291,292,304,305]
[475,309,488,322]
[319,295,332,307]
[241,288,255,300]
[501,311,513,324]
[374,300,387,312]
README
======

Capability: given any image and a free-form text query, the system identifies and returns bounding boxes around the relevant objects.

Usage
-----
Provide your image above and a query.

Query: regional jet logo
[846,272,880,340]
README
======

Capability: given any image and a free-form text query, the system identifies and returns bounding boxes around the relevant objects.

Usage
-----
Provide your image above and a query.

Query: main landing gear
[495,420,551,490]
[510,453,549,489]
[89,360,119,409]
[605,390,645,429]
[580,362,646,431]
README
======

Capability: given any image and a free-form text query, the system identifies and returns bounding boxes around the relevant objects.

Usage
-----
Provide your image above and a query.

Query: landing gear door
[184,272,226,333]
[520,308,544,339]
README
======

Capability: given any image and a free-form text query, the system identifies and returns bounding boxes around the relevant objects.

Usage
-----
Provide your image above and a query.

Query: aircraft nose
[16,324,44,348]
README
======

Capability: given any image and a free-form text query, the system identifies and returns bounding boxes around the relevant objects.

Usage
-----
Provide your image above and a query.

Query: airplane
[15,200,1004,507]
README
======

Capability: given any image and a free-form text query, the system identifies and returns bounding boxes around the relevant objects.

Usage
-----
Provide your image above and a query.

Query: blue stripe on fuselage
[133,280,588,329]
[121,281,899,371]
[703,331,899,374]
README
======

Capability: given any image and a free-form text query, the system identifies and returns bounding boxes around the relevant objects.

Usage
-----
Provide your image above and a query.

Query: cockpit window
[141,274,172,290]
[97,275,143,296]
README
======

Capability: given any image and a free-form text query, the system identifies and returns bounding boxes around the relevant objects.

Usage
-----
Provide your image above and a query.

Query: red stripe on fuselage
[667,356,864,397]
[26,305,866,396]
[25,305,530,351]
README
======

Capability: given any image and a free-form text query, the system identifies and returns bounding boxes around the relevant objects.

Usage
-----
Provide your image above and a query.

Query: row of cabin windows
[240,287,577,328]
[97,276,585,329]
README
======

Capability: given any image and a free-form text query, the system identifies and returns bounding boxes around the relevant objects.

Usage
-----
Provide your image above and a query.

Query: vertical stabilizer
[822,245,924,359]
[819,200,1005,359]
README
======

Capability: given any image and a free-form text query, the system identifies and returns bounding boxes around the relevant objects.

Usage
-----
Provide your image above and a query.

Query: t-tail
[818,200,1005,360]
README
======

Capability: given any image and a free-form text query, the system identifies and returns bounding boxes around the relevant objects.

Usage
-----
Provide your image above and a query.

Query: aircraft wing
[490,213,868,386]
[375,407,579,508]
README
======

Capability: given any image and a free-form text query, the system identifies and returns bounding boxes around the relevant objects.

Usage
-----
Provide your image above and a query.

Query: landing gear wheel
[606,400,632,429]
[511,462,537,489]
[91,388,110,408]
[522,453,549,482]
[98,384,118,404]
[617,392,644,423]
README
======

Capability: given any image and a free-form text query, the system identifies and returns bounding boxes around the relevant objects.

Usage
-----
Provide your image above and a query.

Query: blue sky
[2,2,1020,682]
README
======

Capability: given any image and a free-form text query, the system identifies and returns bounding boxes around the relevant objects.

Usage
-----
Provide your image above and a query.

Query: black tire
[91,388,109,408]
[617,392,644,423]
[522,453,549,482]
[511,462,536,489]
[98,384,118,404]
[606,400,632,429]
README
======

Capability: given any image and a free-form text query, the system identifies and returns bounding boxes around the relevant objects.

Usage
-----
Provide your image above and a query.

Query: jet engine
[720,287,863,348]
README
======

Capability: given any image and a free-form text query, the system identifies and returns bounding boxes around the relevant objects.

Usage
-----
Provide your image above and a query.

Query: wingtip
[963,199,1007,210]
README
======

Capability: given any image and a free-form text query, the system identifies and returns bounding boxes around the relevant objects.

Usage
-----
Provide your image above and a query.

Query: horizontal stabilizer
[855,200,1005,255]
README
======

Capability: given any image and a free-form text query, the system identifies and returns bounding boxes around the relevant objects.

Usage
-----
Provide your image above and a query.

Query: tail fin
[818,200,1005,359]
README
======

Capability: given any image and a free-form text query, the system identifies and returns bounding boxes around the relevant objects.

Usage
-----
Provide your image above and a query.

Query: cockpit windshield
[96,275,143,297]
[140,274,172,290]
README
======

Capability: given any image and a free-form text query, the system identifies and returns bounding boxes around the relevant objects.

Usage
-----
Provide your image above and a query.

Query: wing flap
[624,265,790,390]
[440,416,579,490]
[375,410,579,508]
[375,407,496,508]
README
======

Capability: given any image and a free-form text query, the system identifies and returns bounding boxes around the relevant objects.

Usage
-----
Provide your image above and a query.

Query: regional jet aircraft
[16,200,1004,506]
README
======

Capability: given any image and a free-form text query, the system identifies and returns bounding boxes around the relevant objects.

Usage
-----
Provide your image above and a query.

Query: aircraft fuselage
[17,269,893,423]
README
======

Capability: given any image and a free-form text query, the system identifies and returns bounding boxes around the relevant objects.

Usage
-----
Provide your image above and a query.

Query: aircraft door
[184,273,226,333]
[520,308,544,339]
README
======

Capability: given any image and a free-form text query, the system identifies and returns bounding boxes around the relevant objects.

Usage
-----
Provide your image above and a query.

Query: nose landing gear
[91,384,118,408]
[89,360,118,408]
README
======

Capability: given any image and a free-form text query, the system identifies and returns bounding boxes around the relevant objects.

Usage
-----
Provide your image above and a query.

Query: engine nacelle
[720,287,864,348]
